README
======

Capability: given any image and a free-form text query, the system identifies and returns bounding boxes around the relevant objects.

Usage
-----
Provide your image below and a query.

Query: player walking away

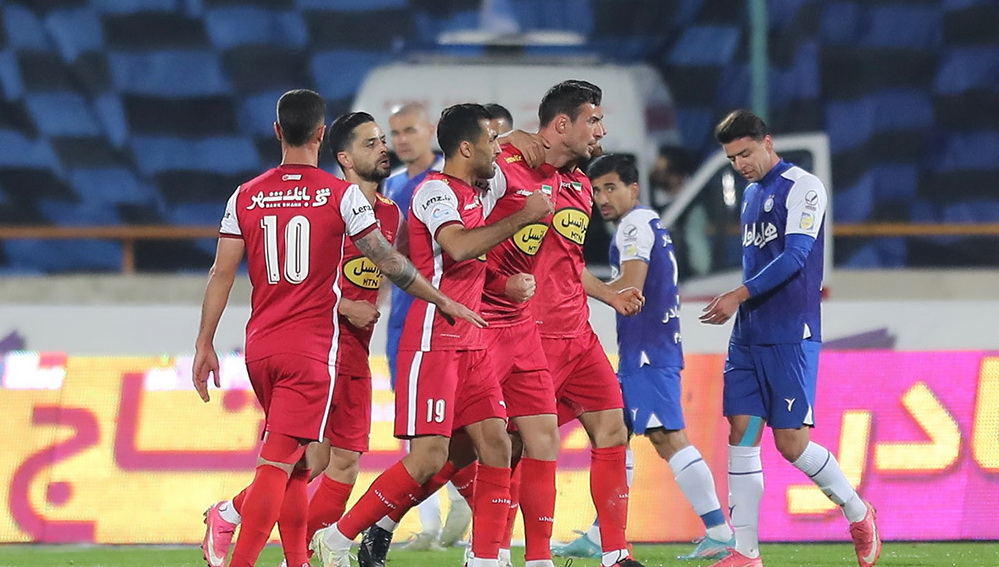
[589,154,736,560]
[527,80,646,567]
[311,103,554,567]
[700,109,880,567]
[199,111,404,566]
[193,90,484,567]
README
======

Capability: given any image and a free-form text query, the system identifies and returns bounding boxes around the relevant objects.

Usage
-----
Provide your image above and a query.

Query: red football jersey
[220,164,377,364]
[399,171,487,351]
[481,145,558,327]
[337,193,402,377]
[532,167,593,338]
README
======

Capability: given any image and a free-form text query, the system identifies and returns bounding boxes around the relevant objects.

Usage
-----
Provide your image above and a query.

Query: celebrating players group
[192,78,881,567]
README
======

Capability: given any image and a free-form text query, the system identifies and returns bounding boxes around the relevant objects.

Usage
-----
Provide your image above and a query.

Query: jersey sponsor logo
[430,205,450,220]
[743,222,779,248]
[623,224,638,240]
[505,154,523,164]
[463,197,482,211]
[343,256,382,289]
[805,190,819,207]
[351,204,373,216]
[662,305,679,325]
[281,174,302,181]
[313,187,331,207]
[553,208,589,245]
[248,187,325,210]
[421,194,449,210]
[513,223,549,256]
[764,195,775,212]
[799,212,815,230]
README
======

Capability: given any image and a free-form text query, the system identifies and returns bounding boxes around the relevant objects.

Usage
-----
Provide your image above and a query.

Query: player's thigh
[755,342,819,429]
[454,349,507,433]
[248,354,335,441]
[394,350,461,438]
[723,342,767,421]
[620,366,685,435]
[556,332,624,426]
[326,374,372,452]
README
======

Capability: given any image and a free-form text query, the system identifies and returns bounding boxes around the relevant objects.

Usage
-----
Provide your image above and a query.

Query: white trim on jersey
[340,184,377,236]
[482,165,509,219]
[412,179,463,236]
[318,236,347,441]
[405,350,425,436]
[419,239,445,351]
[782,167,827,238]
[616,207,658,263]
[220,187,241,235]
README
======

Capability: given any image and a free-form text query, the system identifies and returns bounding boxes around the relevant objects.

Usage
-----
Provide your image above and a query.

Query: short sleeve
[339,184,377,237]
[615,216,655,263]
[219,187,241,236]
[785,174,827,238]
[411,179,462,237]
[482,166,508,219]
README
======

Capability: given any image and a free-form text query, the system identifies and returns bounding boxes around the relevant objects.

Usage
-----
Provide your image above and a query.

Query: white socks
[669,446,732,541]
[416,490,442,536]
[375,515,399,533]
[218,500,241,524]
[728,445,763,559]
[792,441,867,523]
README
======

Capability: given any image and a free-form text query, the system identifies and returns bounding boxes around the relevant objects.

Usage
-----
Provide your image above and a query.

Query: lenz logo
[552,208,589,245]
[343,256,382,289]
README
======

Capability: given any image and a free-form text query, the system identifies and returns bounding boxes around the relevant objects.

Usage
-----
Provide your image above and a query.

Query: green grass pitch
[1,542,998,567]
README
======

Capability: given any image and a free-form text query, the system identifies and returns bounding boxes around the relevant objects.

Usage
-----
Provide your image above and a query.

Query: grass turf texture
[1,543,998,567]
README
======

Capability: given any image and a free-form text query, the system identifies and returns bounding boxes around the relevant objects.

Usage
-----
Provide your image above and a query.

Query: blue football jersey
[609,206,684,374]
[734,160,827,345]
[383,156,444,331]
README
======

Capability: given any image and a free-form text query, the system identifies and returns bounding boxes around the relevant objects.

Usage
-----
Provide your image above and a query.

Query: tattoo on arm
[355,230,419,290]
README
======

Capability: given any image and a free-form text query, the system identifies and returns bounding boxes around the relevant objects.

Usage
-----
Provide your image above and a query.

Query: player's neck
[537,129,573,169]
[407,151,437,177]
[441,163,475,187]
[280,144,320,168]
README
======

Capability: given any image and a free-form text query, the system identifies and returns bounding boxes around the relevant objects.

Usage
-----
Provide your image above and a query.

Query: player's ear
[273,122,282,141]
[337,151,352,170]
[459,140,473,159]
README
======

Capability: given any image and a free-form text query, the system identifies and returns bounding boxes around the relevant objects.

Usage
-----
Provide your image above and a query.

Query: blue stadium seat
[297,0,407,9]
[90,0,181,14]
[0,49,23,100]
[842,240,907,268]
[943,200,999,223]
[39,199,121,226]
[768,0,811,31]
[4,240,123,272]
[669,25,741,66]
[70,167,160,207]
[130,135,259,176]
[824,90,933,153]
[823,3,941,48]
[238,91,284,137]
[94,93,128,149]
[673,107,715,154]
[931,131,999,173]
[769,41,820,106]
[934,47,999,95]
[510,0,593,35]
[109,51,231,97]
[413,10,479,43]
[830,176,873,223]
[942,0,990,11]
[310,51,393,101]
[2,5,51,50]
[0,130,60,170]
[164,202,225,226]
[25,93,103,137]
[44,8,104,62]
[204,7,307,49]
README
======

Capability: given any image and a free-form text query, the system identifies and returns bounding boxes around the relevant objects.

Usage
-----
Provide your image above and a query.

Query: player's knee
[259,432,308,466]
[588,413,628,448]
[477,429,512,467]
[406,439,450,482]
[521,425,560,460]
[773,432,808,462]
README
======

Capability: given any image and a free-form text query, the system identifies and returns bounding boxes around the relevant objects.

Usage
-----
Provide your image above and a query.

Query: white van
[351,59,681,202]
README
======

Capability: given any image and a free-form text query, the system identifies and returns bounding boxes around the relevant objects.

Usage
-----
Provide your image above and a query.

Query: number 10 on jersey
[261,215,311,284]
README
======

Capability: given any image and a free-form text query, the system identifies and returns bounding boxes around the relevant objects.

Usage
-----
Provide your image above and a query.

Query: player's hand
[505,273,536,303]
[340,299,380,329]
[437,297,488,328]
[192,345,220,403]
[611,286,645,316]
[699,285,750,325]
[522,190,555,223]
[504,129,550,168]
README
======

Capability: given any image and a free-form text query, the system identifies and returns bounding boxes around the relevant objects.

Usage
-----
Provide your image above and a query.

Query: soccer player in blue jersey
[700,110,880,567]
[589,154,735,561]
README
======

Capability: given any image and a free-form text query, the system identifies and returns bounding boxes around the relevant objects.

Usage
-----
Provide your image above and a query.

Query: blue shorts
[723,341,820,429]
[619,366,685,434]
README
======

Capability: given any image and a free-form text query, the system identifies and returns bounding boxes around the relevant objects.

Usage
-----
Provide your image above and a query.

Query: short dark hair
[277,89,326,147]
[538,80,602,127]
[714,109,769,144]
[328,111,376,164]
[587,154,638,186]
[658,145,697,177]
[437,103,490,157]
[483,103,513,126]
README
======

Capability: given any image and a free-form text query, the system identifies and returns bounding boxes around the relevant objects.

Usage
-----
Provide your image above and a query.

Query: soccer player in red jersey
[530,80,646,567]
[312,103,553,567]
[192,90,484,567]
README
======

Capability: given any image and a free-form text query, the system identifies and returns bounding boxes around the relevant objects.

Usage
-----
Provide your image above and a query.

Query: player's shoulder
[781,165,824,192]
[620,206,659,226]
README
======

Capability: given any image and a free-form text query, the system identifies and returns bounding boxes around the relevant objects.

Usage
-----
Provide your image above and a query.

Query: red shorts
[395,349,506,438]
[246,353,336,442]
[541,330,624,426]
[484,322,556,419]
[327,374,372,452]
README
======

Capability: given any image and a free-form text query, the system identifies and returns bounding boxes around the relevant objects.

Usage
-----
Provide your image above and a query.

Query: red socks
[452,462,477,504]
[519,458,555,560]
[278,468,311,567]
[471,464,511,560]
[387,461,458,522]
[590,445,629,553]
[228,464,288,567]
[307,474,354,543]
[336,461,422,540]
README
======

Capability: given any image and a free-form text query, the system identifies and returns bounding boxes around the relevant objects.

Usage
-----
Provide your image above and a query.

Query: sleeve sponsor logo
[552,208,589,246]
[800,212,815,230]
[623,224,638,241]
[623,243,638,257]
[343,256,383,289]
[421,194,449,210]
[743,222,779,248]
[805,190,819,206]
[513,223,550,256]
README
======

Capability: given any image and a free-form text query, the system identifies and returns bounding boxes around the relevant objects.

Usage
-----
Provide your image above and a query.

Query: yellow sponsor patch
[552,208,589,245]
[343,256,383,289]
[513,223,550,256]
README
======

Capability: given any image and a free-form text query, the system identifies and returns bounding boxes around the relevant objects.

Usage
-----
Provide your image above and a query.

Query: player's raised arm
[353,228,485,328]
[435,189,553,262]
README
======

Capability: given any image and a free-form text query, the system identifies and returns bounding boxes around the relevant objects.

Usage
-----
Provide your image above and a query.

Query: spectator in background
[651,145,712,279]
[484,103,514,135]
